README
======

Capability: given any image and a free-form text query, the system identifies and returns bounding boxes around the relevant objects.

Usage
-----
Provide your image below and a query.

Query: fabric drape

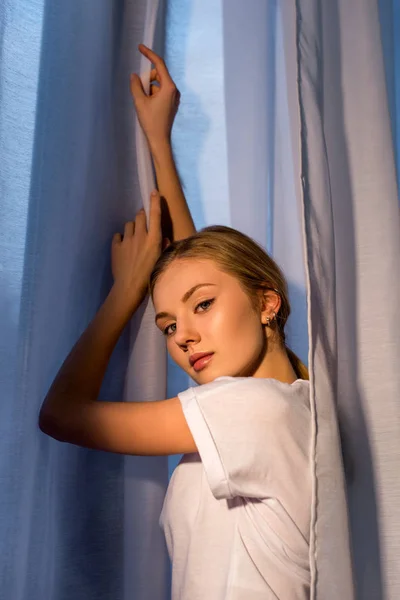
[296,0,400,597]
[2,0,399,598]
[0,1,169,599]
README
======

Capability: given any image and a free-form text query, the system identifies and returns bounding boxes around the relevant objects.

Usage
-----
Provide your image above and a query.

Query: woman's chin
[190,367,216,384]
[192,366,232,385]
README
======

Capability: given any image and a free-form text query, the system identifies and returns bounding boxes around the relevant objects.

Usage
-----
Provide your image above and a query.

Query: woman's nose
[173,321,200,348]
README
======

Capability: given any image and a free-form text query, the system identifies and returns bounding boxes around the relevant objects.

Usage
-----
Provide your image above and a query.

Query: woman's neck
[253,343,299,383]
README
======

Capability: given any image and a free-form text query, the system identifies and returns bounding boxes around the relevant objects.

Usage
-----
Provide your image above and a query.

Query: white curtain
[166,0,400,598]
[296,0,400,597]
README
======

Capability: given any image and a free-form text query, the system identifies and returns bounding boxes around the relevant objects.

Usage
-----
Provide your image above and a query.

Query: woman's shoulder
[210,375,309,391]
[184,376,310,410]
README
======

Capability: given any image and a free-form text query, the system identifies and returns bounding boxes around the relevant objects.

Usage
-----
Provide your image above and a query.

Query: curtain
[2,0,399,598]
[296,0,400,597]
[0,1,169,599]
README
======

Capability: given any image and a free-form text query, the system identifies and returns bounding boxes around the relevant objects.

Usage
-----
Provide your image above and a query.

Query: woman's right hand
[111,190,164,306]
[130,44,181,148]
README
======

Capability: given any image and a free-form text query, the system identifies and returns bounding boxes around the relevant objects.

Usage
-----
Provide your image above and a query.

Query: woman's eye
[195,298,215,312]
[162,299,215,337]
[163,323,175,336]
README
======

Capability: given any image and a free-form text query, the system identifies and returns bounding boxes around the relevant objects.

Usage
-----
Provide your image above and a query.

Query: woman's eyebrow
[155,283,217,322]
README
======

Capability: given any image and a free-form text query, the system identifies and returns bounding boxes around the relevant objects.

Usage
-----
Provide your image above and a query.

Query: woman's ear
[259,289,281,323]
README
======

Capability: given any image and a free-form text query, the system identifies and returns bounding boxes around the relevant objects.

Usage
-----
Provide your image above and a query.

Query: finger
[138,44,172,85]
[112,232,122,244]
[150,68,160,83]
[135,208,147,234]
[124,221,135,238]
[130,73,146,102]
[148,190,162,243]
[150,83,160,96]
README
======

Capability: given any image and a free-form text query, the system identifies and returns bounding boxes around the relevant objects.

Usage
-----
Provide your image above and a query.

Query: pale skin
[38,45,297,456]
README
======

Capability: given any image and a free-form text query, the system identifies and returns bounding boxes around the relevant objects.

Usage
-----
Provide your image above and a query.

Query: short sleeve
[178,376,311,500]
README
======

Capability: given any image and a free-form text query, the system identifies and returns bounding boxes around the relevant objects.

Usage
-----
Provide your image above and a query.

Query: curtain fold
[295,0,356,596]
[125,3,170,598]
[0,1,169,598]
[296,0,400,598]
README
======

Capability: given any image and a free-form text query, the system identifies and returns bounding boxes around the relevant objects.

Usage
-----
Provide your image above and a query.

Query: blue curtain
[1,0,399,598]
[0,2,160,599]
[379,0,400,188]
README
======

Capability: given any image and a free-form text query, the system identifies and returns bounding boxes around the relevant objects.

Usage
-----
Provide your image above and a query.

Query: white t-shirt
[159,376,312,600]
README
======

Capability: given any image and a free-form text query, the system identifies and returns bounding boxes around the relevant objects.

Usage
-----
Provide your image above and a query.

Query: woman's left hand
[111,190,164,305]
[130,44,181,148]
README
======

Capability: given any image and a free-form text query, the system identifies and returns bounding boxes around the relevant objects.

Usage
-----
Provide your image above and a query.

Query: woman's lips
[192,353,214,372]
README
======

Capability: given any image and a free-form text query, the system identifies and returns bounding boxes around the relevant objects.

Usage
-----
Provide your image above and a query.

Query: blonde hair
[149,225,309,381]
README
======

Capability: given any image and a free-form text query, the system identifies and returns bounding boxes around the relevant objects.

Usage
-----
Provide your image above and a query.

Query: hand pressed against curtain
[111,191,162,304]
[130,44,195,241]
[130,44,181,147]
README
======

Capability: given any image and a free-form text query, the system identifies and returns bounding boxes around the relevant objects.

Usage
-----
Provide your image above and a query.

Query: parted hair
[149,225,309,381]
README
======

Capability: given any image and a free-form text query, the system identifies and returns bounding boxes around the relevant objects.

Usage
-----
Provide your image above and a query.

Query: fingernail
[151,189,158,196]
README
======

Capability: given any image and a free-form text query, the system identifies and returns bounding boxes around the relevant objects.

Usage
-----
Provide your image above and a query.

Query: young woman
[39,45,312,599]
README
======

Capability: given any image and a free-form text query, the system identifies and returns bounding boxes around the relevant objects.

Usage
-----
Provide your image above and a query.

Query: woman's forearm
[39,285,139,423]
[149,139,196,240]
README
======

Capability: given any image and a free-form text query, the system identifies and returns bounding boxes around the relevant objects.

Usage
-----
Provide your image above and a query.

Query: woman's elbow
[38,407,65,441]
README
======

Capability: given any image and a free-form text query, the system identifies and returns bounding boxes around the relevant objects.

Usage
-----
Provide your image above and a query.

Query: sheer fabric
[0,1,169,599]
[1,0,399,598]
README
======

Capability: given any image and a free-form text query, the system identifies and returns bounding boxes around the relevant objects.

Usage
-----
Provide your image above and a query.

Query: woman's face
[152,258,269,384]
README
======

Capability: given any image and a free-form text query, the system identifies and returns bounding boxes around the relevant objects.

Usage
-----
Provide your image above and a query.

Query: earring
[264,312,277,326]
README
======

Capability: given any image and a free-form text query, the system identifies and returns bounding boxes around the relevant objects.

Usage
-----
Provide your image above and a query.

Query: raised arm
[39,191,197,455]
[130,45,196,241]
